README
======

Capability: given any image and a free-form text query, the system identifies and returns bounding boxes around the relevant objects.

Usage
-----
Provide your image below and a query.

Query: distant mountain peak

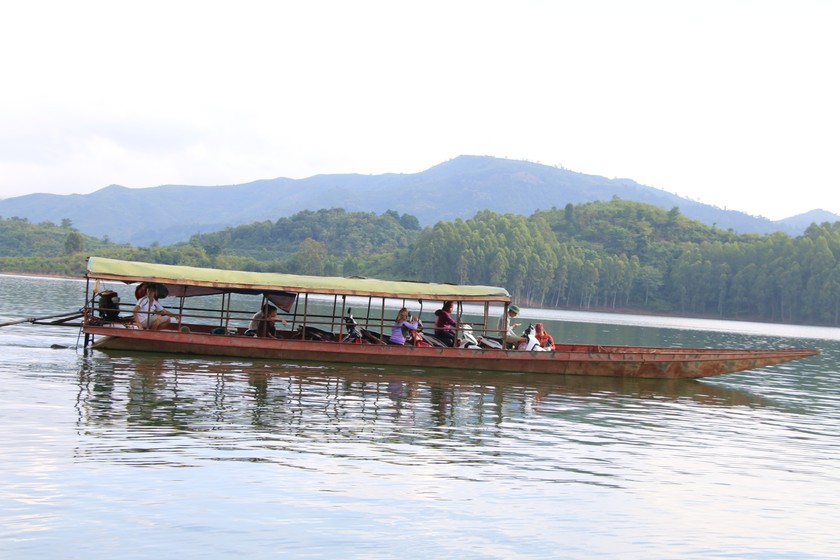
[0,156,836,245]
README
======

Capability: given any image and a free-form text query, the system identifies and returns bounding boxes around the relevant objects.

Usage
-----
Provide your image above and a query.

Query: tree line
[2,200,840,325]
[402,202,840,325]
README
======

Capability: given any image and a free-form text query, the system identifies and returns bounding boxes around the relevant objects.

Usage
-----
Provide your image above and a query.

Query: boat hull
[84,326,818,379]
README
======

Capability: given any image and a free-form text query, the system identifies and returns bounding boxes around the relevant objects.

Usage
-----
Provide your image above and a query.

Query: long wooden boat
[81,257,819,379]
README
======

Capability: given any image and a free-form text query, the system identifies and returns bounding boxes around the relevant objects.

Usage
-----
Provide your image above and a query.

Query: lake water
[1,274,838,559]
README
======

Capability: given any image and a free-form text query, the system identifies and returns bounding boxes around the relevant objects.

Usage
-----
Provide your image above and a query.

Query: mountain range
[1,155,836,246]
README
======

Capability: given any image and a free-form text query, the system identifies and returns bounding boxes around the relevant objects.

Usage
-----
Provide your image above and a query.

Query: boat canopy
[86,257,511,303]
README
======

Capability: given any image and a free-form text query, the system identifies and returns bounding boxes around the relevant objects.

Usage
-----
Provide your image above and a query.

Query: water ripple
[2,275,838,558]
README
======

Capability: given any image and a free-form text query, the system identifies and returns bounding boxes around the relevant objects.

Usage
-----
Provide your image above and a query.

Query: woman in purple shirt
[389,307,419,345]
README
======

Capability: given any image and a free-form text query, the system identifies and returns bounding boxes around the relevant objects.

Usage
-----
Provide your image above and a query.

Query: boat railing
[86,288,505,344]
[345,313,493,341]
[87,298,349,340]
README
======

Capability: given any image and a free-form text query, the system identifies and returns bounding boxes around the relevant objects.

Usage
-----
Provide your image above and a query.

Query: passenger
[247,304,284,338]
[388,307,419,345]
[497,304,524,348]
[133,284,178,330]
[534,322,555,350]
[434,300,458,347]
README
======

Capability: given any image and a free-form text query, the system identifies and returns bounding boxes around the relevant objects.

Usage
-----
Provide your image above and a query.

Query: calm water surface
[1,275,838,559]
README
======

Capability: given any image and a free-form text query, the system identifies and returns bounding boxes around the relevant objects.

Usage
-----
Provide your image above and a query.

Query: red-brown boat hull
[84,325,819,379]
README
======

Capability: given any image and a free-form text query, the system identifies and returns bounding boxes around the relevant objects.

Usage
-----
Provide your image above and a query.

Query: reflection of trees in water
[76,353,769,445]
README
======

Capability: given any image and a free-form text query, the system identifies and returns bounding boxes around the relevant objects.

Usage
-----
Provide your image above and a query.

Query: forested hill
[1,155,835,246]
[4,199,840,326]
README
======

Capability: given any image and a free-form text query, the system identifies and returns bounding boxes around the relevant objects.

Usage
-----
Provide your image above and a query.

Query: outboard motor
[98,291,122,321]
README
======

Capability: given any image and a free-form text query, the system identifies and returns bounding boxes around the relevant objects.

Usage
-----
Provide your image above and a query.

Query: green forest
[3,200,840,326]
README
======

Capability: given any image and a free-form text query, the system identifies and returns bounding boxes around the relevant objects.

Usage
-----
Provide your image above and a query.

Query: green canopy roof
[86,257,511,302]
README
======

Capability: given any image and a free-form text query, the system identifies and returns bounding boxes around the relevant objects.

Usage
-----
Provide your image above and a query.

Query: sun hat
[509,305,520,314]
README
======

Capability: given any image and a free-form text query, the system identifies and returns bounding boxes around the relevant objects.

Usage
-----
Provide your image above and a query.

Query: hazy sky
[1,1,837,220]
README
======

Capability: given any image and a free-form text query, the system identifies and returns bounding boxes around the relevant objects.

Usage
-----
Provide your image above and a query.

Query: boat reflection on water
[75,350,771,437]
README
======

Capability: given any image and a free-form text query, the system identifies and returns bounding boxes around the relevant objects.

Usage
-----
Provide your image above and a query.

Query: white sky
[1,1,838,220]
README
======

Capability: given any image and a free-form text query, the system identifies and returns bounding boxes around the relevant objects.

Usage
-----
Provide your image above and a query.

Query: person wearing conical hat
[133,284,178,330]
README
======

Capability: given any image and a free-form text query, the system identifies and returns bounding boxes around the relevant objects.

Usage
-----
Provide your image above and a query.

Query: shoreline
[0,271,83,280]
[2,270,834,331]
